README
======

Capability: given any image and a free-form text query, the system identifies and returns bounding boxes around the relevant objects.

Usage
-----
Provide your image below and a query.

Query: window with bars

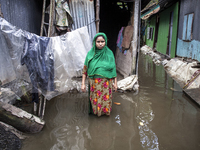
[147,27,154,40]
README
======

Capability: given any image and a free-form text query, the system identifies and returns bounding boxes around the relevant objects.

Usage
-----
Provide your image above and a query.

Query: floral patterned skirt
[89,78,113,117]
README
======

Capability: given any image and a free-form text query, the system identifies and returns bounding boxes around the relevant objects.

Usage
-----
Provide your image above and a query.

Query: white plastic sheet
[164,58,200,88]
[0,17,91,100]
[50,26,91,97]
[140,45,162,65]
[117,75,139,91]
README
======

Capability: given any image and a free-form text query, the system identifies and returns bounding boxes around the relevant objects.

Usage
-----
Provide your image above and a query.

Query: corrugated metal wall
[0,0,96,41]
[69,0,96,43]
[0,0,42,35]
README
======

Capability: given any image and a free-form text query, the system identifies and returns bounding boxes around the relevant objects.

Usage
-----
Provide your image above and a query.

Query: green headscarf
[84,32,117,79]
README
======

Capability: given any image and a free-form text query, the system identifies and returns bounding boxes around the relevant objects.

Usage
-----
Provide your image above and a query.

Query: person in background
[81,32,117,117]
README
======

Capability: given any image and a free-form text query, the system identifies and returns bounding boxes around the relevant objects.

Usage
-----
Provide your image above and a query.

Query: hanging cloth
[55,0,73,30]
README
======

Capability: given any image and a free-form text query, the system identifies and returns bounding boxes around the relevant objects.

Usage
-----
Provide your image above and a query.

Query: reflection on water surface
[22,53,200,150]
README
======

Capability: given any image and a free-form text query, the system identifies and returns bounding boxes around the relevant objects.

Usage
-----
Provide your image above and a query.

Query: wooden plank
[183,88,200,106]
[0,101,45,133]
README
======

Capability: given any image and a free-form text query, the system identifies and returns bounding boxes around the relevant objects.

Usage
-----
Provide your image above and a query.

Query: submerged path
[22,53,200,150]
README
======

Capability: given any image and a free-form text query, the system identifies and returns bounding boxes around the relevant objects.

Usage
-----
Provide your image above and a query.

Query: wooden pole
[131,0,140,75]
[48,0,55,37]
[38,95,42,117]
[96,0,100,33]
[41,97,46,119]
[136,0,141,76]
[34,102,37,115]
[40,0,46,36]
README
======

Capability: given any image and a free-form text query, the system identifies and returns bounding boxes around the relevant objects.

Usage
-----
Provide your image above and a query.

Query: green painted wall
[156,2,179,58]
[145,16,156,48]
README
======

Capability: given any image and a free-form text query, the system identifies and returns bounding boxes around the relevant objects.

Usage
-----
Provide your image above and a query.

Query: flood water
[22,53,200,150]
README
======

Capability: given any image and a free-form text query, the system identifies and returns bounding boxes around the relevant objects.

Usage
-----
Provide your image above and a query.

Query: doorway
[153,15,159,49]
[166,11,173,56]
[97,0,132,55]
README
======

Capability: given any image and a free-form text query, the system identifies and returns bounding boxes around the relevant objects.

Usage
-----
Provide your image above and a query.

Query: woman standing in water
[81,33,117,117]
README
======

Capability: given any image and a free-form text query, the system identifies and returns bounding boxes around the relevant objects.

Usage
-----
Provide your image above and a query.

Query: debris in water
[170,87,181,92]
[114,102,121,105]
[139,122,144,126]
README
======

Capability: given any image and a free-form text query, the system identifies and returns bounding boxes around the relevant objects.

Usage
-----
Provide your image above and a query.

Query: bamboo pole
[96,0,100,33]
[40,0,46,36]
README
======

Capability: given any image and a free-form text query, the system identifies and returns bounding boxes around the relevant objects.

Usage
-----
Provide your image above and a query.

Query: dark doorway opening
[166,11,173,56]
[95,0,132,55]
[153,15,159,49]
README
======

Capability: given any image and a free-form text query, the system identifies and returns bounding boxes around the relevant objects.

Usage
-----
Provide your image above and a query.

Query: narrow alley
[21,52,200,150]
[1,1,200,150]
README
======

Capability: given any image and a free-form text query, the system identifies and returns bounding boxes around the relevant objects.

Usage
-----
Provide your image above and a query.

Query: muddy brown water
[22,53,200,150]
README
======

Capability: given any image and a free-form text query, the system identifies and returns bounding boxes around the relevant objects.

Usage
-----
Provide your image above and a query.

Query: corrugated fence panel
[0,0,42,35]
[69,0,96,44]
